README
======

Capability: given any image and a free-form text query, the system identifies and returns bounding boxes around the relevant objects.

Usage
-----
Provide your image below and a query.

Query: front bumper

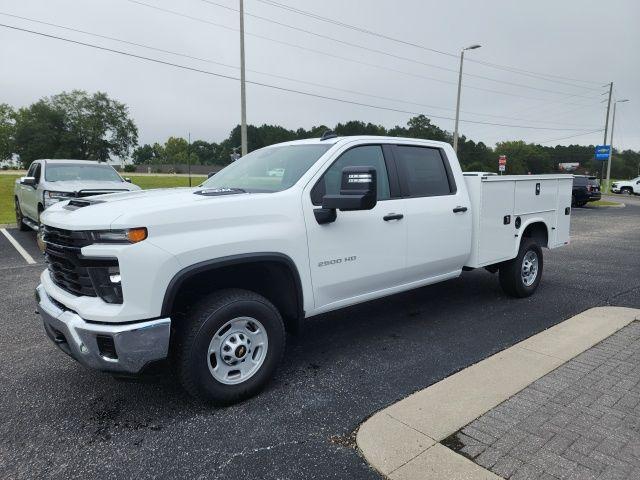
[36,284,171,374]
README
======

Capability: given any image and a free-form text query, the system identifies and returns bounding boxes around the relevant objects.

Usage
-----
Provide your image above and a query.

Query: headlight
[44,191,75,207]
[88,227,147,244]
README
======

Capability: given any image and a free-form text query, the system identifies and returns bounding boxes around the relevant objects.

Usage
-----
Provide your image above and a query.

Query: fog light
[87,263,123,304]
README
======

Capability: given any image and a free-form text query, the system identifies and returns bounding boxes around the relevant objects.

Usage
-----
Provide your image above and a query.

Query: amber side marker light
[127,227,148,243]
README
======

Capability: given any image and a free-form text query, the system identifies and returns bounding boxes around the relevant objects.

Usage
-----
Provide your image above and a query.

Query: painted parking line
[0,228,36,264]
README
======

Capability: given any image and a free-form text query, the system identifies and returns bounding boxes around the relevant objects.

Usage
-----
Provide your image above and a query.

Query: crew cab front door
[20,162,41,221]
[303,144,407,312]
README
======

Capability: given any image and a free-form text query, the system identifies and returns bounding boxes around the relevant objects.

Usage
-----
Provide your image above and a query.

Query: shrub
[123,164,136,173]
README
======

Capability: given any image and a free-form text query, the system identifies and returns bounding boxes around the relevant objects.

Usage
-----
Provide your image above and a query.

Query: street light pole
[239,0,248,156]
[606,99,629,189]
[453,44,481,154]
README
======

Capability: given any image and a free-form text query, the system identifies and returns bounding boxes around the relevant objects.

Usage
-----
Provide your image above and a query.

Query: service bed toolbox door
[553,177,572,247]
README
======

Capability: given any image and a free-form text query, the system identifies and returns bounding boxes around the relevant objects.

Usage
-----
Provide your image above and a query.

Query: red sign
[498,155,507,166]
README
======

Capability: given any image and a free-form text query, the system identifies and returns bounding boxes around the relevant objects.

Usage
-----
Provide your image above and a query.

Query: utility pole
[239,0,248,156]
[601,82,613,182]
[188,131,192,187]
[453,44,481,154]
[606,99,629,188]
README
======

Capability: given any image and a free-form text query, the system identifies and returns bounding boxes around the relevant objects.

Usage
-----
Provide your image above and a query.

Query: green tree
[13,100,68,167]
[132,143,164,165]
[51,90,138,161]
[163,137,189,165]
[334,120,386,136]
[12,90,138,167]
[494,141,552,174]
[190,140,219,165]
[0,103,16,161]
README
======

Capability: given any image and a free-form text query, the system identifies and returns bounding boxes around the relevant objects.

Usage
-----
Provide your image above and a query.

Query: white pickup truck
[611,176,640,195]
[14,159,140,230]
[36,135,572,404]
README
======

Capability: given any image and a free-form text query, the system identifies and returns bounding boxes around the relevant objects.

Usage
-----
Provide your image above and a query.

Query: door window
[394,146,455,197]
[26,163,37,178]
[311,145,390,205]
[33,164,42,184]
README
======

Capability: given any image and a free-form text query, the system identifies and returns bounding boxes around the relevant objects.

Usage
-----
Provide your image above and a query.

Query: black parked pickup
[572,175,601,207]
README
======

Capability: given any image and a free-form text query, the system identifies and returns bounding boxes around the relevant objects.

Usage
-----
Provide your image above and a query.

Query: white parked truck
[14,159,140,230]
[611,177,640,195]
[35,135,572,404]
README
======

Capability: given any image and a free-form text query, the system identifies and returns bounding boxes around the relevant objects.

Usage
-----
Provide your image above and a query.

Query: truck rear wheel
[499,239,543,298]
[176,289,285,405]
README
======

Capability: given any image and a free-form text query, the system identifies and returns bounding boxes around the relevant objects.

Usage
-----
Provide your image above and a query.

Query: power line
[538,128,604,145]
[0,11,238,71]
[253,0,604,88]
[200,0,598,98]
[123,0,603,104]
[0,11,601,129]
[0,23,603,133]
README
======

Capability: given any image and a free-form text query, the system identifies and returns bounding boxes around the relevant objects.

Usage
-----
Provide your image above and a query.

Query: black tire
[576,201,587,207]
[37,204,44,226]
[176,289,285,405]
[621,188,632,196]
[15,198,29,231]
[499,239,543,298]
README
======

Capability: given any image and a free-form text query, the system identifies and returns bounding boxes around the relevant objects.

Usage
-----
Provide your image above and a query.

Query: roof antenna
[320,130,338,141]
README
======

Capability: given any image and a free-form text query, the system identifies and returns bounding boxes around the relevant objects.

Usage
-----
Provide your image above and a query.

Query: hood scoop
[64,199,104,211]
[194,188,247,196]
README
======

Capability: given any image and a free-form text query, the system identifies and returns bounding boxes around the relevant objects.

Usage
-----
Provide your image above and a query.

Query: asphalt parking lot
[1,197,639,480]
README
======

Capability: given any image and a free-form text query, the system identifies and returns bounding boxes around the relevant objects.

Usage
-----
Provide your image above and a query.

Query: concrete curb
[590,202,625,208]
[356,307,640,480]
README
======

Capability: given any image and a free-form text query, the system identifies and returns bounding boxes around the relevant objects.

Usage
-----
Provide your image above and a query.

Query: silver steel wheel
[207,316,268,385]
[521,250,539,287]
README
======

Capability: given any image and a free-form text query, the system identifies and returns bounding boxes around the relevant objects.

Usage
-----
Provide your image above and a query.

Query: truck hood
[44,180,140,193]
[612,180,634,187]
[41,187,261,230]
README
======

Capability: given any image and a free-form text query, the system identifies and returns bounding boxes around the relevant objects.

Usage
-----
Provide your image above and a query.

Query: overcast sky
[1,0,639,153]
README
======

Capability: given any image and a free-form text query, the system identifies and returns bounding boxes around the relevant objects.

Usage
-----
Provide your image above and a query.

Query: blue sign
[595,145,611,160]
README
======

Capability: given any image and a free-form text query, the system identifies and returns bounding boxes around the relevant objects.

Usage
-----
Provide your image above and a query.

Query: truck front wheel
[176,289,285,405]
[499,239,543,298]
[15,198,29,231]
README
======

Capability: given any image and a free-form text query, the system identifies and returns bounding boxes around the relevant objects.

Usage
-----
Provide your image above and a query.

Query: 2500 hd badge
[318,256,357,267]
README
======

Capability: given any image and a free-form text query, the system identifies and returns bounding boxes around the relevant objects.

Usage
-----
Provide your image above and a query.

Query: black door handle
[383,213,404,221]
[453,206,468,213]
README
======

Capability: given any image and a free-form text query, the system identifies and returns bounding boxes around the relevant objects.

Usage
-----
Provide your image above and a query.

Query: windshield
[45,163,123,182]
[201,144,332,193]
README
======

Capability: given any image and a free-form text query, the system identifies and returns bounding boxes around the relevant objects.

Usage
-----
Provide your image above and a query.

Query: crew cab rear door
[390,145,472,282]
[302,144,408,311]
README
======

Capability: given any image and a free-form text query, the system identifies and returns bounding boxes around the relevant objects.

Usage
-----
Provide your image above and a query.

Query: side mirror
[208,172,216,179]
[124,177,132,183]
[20,176,37,187]
[314,166,377,224]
